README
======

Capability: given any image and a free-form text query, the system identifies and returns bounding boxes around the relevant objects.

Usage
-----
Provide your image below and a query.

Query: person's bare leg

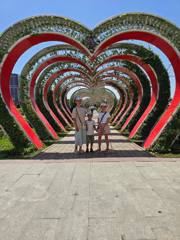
[90,142,93,152]
[98,134,102,151]
[105,134,109,150]
[86,142,89,152]
[79,145,82,153]
[74,145,78,153]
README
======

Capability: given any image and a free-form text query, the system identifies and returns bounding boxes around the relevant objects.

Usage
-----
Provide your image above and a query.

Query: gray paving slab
[35,128,152,161]
[0,129,180,239]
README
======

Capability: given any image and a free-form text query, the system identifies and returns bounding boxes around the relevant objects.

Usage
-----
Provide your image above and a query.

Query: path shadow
[57,138,130,144]
[34,149,153,160]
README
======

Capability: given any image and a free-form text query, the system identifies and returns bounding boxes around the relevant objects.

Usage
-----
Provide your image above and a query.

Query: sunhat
[100,102,108,107]
[75,96,82,101]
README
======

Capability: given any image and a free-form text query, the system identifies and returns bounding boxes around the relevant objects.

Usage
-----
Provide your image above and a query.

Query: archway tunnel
[0,13,179,154]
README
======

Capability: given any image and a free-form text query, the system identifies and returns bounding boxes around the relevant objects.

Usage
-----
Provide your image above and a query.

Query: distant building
[10,73,19,106]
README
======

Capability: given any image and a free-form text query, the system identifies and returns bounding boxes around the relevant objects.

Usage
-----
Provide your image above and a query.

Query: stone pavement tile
[23,163,46,175]
[52,163,90,240]
[146,215,180,239]
[135,163,165,180]
[32,163,76,219]
[0,200,37,240]
[0,159,180,239]
[18,219,58,240]
[89,163,127,218]
[151,226,177,240]
[0,163,33,192]
[0,165,58,239]
[119,216,156,240]
[130,187,171,217]
[88,218,121,240]
[53,198,89,240]
[119,163,152,189]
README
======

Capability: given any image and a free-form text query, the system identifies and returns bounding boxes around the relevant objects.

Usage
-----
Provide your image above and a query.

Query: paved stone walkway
[0,129,180,240]
[36,128,152,161]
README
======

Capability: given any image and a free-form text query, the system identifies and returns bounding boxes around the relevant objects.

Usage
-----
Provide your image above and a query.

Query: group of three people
[72,96,111,153]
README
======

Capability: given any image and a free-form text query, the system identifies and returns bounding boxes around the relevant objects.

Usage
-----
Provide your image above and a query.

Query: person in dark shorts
[85,112,96,153]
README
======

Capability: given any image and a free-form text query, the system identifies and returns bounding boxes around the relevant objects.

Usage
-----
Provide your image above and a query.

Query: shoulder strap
[99,112,107,124]
[76,107,83,125]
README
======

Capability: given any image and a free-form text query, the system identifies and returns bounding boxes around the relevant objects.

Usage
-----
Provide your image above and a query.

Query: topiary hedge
[150,106,180,153]
[0,97,30,153]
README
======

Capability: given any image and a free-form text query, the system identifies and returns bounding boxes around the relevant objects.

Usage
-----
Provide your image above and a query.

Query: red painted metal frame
[111,91,124,123]
[95,66,143,128]
[101,80,127,123]
[96,54,158,132]
[93,31,180,148]
[59,87,74,123]
[30,56,91,136]
[0,33,90,148]
[100,77,132,127]
[1,31,179,149]
[98,75,131,124]
[42,68,90,126]
[52,75,85,128]
[63,82,89,116]
[52,74,90,127]
[43,70,87,127]
[61,80,88,116]
[100,79,125,121]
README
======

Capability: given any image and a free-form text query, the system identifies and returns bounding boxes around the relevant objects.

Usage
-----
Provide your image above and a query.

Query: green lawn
[0,137,15,158]
[154,153,180,158]
[0,132,68,159]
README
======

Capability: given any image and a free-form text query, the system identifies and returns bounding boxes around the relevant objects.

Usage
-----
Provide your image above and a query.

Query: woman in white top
[97,103,111,151]
[72,96,87,153]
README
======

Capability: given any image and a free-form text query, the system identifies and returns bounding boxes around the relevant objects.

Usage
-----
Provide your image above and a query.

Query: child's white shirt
[86,120,96,135]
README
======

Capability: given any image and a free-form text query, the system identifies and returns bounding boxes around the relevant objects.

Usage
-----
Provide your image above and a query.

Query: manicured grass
[154,153,180,158]
[0,136,15,158]
[0,131,69,159]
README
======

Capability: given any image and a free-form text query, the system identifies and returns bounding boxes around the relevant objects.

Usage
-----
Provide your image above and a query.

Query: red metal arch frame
[110,88,125,122]
[48,74,90,126]
[53,74,89,119]
[64,79,120,113]
[98,74,132,124]
[58,82,89,121]
[94,78,125,121]
[95,66,143,129]
[102,82,125,118]
[52,74,88,128]
[99,76,133,129]
[62,82,89,117]
[41,68,90,127]
[92,31,180,148]
[30,58,91,137]
[0,33,90,148]
[1,31,179,149]
[58,83,88,122]
[96,54,158,133]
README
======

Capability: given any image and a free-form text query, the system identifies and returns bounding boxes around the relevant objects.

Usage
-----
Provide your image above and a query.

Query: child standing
[85,112,96,153]
[97,103,111,151]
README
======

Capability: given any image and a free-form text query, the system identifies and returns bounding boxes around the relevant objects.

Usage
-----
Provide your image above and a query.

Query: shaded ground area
[35,128,152,161]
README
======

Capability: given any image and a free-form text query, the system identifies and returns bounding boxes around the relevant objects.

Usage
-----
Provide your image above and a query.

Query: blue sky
[1,0,180,31]
[1,0,179,96]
